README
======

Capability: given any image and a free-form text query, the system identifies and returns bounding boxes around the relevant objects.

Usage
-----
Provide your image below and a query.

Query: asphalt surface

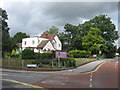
[1,59,118,88]
[33,60,118,88]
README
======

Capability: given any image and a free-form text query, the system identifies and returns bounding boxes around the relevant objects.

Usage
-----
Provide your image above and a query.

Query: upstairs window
[32,40,35,44]
[24,41,27,45]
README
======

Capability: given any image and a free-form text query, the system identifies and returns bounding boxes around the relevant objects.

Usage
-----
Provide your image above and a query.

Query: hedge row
[31,57,76,68]
[22,49,53,59]
[68,50,91,58]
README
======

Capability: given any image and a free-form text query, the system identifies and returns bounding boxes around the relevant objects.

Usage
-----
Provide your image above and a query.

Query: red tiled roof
[40,33,56,41]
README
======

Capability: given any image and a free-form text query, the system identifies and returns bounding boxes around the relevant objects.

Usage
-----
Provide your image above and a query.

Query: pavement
[1,59,119,88]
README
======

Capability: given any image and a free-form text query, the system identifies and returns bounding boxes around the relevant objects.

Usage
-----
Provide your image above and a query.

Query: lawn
[75,58,97,66]
[2,58,97,69]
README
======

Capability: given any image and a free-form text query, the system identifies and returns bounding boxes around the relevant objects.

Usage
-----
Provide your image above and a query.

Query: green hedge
[60,58,76,67]
[35,52,53,59]
[68,50,91,58]
[22,49,35,59]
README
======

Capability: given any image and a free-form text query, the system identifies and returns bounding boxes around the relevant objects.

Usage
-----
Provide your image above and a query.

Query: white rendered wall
[54,36,62,50]
[22,37,48,48]
[43,41,55,51]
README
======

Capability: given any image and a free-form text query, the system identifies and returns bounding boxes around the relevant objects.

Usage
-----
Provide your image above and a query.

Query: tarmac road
[1,60,118,88]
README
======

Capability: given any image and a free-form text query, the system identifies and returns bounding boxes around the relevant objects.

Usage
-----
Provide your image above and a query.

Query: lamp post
[98,44,102,60]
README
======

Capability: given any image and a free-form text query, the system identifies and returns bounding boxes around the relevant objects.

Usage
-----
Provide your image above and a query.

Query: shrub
[22,49,35,59]
[32,59,51,65]
[35,52,53,59]
[60,58,76,67]
[68,50,91,58]
[4,52,11,58]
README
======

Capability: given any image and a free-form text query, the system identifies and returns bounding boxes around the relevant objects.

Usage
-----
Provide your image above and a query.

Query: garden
[2,49,97,71]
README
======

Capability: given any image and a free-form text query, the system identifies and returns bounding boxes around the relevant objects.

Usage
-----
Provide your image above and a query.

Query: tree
[117,47,120,54]
[1,8,12,56]
[80,14,118,43]
[104,43,117,58]
[46,26,59,34]
[82,27,105,54]
[59,24,83,51]
[12,32,27,49]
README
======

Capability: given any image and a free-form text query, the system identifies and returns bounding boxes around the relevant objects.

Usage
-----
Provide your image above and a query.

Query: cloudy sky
[2,0,119,46]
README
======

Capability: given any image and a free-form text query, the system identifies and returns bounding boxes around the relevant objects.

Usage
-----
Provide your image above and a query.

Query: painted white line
[90,84,92,88]
[90,75,92,78]
[0,74,8,75]
[2,74,33,77]
[90,78,92,82]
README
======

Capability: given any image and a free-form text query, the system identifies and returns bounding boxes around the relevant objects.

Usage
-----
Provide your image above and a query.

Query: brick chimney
[27,34,30,38]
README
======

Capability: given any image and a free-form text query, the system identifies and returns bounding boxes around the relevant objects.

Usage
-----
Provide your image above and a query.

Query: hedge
[68,50,91,58]
[60,58,76,67]
[22,49,35,59]
[35,52,53,59]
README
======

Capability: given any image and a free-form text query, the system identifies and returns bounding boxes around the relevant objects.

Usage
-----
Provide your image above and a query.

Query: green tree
[1,8,12,56]
[46,26,59,34]
[104,43,117,58]
[82,27,105,54]
[59,24,82,51]
[80,14,118,43]
[117,47,120,54]
[12,32,27,49]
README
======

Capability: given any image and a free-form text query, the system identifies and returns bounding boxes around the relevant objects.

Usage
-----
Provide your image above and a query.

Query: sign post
[56,51,67,69]
[58,51,60,69]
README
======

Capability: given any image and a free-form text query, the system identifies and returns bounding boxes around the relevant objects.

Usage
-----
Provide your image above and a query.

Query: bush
[4,52,11,58]
[22,49,35,59]
[68,50,91,58]
[35,52,53,59]
[32,59,51,66]
[60,58,76,67]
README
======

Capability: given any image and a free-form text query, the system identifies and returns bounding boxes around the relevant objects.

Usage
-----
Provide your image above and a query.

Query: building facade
[22,32,62,53]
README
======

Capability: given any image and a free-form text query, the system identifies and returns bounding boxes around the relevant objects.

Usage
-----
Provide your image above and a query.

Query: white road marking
[2,74,33,77]
[89,73,93,88]
[0,74,8,75]
[90,78,92,82]
[90,84,92,88]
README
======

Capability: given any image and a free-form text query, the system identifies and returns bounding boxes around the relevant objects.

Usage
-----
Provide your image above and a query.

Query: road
[1,59,119,88]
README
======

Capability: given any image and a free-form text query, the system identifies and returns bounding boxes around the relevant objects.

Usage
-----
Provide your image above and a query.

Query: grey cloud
[3,2,118,37]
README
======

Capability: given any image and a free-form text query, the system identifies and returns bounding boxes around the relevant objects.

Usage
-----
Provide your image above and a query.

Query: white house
[22,32,62,53]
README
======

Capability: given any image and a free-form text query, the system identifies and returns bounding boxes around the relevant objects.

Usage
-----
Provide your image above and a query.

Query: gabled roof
[40,32,56,41]
[37,40,49,49]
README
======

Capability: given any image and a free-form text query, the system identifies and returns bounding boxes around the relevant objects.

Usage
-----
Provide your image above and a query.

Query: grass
[75,58,97,66]
[2,58,35,68]
[2,58,97,69]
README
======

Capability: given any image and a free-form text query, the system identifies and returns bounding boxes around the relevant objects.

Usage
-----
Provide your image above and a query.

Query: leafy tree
[80,14,118,43]
[82,27,105,54]
[1,8,12,56]
[117,47,120,54]
[12,32,27,49]
[46,26,59,34]
[59,24,83,51]
[104,43,117,58]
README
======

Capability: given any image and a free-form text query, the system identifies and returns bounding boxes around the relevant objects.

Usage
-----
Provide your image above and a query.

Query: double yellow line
[81,61,106,74]
[1,79,47,89]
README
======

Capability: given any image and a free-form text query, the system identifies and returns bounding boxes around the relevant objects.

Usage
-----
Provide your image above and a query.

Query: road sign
[56,51,67,58]
[27,64,37,68]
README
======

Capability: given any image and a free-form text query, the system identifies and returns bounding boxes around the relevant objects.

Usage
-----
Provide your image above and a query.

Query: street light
[98,44,102,60]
